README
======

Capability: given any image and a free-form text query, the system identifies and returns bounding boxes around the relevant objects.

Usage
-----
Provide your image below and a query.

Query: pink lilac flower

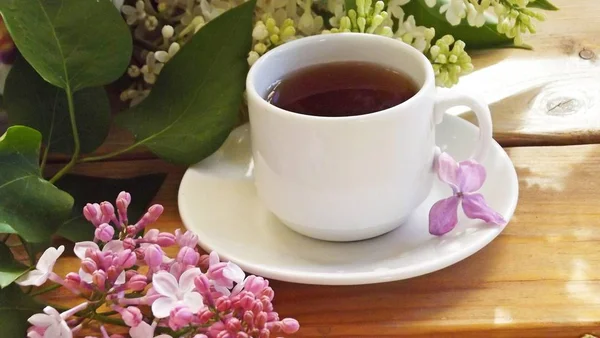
[151,268,204,318]
[175,229,198,248]
[429,152,507,236]
[207,252,245,295]
[27,302,88,338]
[17,246,65,286]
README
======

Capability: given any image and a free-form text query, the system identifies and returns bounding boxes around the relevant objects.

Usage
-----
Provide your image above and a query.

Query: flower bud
[215,296,231,312]
[93,270,107,290]
[261,287,274,301]
[168,306,193,330]
[243,311,254,327]
[100,202,115,220]
[127,274,148,292]
[256,312,267,329]
[162,25,174,39]
[123,238,137,251]
[177,246,199,266]
[281,318,300,334]
[239,294,254,311]
[119,306,142,327]
[126,225,137,236]
[226,317,242,332]
[258,329,269,338]
[65,272,81,288]
[194,274,211,294]
[81,258,98,274]
[198,309,214,323]
[157,232,176,247]
[144,244,163,268]
[267,311,278,321]
[116,191,131,226]
[114,249,136,269]
[236,333,249,338]
[107,266,121,283]
[83,203,102,226]
[95,223,115,242]
[251,300,263,315]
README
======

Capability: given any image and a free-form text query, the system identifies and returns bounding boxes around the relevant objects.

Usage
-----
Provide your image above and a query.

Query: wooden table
[38,0,600,336]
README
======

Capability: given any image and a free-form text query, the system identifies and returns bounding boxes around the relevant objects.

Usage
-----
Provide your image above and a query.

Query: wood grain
[40,144,600,337]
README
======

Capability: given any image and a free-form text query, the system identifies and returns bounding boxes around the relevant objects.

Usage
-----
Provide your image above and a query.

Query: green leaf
[5,58,111,155]
[115,0,256,165]
[0,283,44,337]
[55,174,167,242]
[402,0,521,50]
[0,242,29,288]
[0,0,132,92]
[527,0,558,11]
[0,126,74,242]
[0,223,17,234]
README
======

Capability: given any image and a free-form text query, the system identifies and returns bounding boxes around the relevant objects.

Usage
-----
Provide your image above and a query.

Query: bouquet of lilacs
[117,0,557,106]
[16,192,299,338]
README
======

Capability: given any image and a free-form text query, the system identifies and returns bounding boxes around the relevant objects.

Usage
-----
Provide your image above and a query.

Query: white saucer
[178,115,519,285]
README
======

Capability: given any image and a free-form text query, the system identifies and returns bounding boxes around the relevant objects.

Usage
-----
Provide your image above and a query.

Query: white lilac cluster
[434,0,546,46]
[114,0,546,104]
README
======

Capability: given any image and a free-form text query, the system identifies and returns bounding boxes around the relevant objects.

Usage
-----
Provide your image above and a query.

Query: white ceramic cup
[246,33,493,242]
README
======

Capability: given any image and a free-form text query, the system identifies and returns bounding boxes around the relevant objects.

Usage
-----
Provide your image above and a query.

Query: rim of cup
[246,32,436,122]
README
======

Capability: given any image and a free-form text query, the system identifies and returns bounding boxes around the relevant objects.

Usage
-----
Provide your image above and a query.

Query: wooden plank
[455,0,600,146]
[38,144,600,336]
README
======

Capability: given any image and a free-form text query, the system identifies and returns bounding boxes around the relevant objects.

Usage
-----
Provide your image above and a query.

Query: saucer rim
[178,115,519,285]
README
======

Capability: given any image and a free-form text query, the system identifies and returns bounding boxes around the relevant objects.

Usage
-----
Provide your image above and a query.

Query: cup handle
[433,89,493,163]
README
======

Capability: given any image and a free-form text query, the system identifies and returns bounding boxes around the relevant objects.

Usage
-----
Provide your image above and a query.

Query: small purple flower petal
[457,160,486,193]
[436,152,459,191]
[462,193,507,225]
[428,196,460,236]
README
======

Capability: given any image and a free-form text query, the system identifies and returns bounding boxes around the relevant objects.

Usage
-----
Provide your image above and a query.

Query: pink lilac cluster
[17,192,299,338]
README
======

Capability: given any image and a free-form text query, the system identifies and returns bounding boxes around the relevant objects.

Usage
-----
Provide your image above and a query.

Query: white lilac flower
[424,0,436,7]
[27,303,88,338]
[327,0,345,27]
[155,43,181,63]
[495,4,545,46]
[145,16,159,31]
[466,3,485,27]
[140,52,164,84]
[122,0,147,26]
[151,269,204,318]
[386,0,409,20]
[298,0,324,35]
[394,14,436,53]
[200,0,227,21]
[17,246,64,286]
[439,0,467,26]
